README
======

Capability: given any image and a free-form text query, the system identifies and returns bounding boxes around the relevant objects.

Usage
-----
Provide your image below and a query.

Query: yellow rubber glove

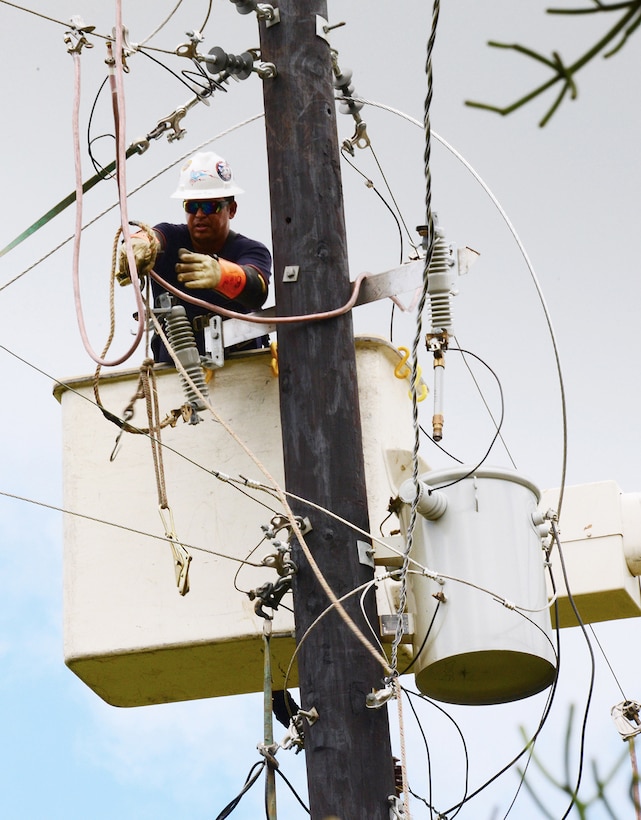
[176,248,247,299]
[117,236,155,286]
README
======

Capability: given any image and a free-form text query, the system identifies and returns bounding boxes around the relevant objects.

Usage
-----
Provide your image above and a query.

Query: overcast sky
[1,1,641,818]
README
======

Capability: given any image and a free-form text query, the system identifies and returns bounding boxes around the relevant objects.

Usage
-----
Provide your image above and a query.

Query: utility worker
[120,151,272,362]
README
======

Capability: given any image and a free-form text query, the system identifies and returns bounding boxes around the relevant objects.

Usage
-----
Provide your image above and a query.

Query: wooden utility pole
[258,3,397,818]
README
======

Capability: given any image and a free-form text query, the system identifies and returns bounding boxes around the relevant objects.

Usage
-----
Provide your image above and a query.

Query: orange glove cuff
[216,259,247,299]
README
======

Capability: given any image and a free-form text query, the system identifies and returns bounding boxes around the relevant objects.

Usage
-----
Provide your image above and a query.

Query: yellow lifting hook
[393,347,428,402]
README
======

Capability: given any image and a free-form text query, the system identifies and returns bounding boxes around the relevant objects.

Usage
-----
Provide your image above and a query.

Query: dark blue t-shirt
[151,223,272,362]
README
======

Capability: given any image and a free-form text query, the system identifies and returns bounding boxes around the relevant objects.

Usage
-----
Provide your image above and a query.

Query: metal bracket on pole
[388,795,407,819]
[222,258,427,349]
[315,15,345,42]
[357,540,375,569]
[203,315,224,368]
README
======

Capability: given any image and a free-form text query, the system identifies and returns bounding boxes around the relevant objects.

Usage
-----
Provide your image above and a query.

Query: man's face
[185,198,237,251]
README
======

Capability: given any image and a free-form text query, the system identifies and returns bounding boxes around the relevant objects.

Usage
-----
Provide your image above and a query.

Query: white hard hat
[171,152,245,199]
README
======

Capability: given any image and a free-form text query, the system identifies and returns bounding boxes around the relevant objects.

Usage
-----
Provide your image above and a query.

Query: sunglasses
[183,199,231,215]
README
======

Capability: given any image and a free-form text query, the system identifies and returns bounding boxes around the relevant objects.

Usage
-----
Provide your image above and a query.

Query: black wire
[138,45,215,96]
[403,690,434,820]
[419,424,464,464]
[550,520,596,820]
[438,609,562,818]
[340,147,405,265]
[274,767,311,814]
[429,347,506,492]
[399,600,441,676]
[214,760,265,820]
[86,76,114,177]
[402,686,470,819]
[339,145,407,346]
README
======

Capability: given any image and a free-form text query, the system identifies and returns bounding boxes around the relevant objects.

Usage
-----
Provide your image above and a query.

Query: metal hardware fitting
[283,265,299,283]
[357,540,375,569]
[280,706,319,753]
[159,507,192,596]
[204,315,224,368]
[64,16,95,54]
[147,93,210,143]
[388,795,407,819]
[366,685,396,709]
[229,0,280,26]
[612,700,641,740]
[315,15,345,42]
[379,614,414,643]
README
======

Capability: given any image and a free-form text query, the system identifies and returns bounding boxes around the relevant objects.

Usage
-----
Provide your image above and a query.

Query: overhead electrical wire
[403,687,471,820]
[0,0,592,810]
[0,114,265,293]
[0,486,262,566]
[137,0,185,47]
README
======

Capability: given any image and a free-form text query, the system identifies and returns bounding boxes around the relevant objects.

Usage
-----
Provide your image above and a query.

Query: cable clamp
[256,742,280,769]
[611,700,641,740]
[159,506,192,596]
[279,706,319,753]
[366,684,396,709]
[147,95,204,143]
[64,16,95,54]
[175,30,205,60]
[248,574,294,619]
[107,26,136,72]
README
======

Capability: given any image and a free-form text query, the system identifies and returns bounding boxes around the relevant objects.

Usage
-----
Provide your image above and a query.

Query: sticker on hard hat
[216,160,233,182]
[188,170,216,186]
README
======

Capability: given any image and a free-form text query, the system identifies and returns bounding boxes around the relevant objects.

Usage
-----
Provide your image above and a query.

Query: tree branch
[465,1,641,125]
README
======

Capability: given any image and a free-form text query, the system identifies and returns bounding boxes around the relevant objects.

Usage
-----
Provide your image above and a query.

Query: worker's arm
[175,249,268,310]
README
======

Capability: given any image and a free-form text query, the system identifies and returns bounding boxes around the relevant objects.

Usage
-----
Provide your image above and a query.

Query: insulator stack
[205,46,254,80]
[427,227,455,333]
[333,67,364,116]
[163,305,209,411]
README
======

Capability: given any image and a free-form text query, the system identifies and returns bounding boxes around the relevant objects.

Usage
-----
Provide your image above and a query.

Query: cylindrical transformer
[403,466,556,705]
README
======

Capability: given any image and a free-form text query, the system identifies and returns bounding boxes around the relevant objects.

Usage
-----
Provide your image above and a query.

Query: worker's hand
[175,248,222,290]
[117,236,155,285]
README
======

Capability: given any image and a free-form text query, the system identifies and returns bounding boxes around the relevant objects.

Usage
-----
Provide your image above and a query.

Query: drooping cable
[452,334,517,469]
[214,760,266,820]
[70,37,144,366]
[150,268,369,326]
